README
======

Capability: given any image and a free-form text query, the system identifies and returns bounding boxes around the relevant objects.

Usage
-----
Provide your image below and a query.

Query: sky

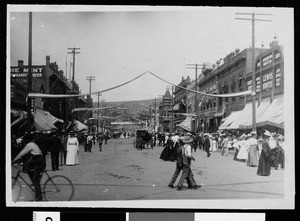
[7,5,294,102]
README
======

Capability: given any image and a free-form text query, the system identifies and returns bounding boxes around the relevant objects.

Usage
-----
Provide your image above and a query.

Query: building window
[262,70,273,91]
[262,54,272,67]
[247,79,252,91]
[275,68,281,87]
[274,50,281,60]
[238,75,244,91]
[231,78,236,102]
[256,60,261,69]
[256,76,261,92]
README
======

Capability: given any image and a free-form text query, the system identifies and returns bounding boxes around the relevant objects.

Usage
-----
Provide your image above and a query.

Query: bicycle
[11,162,74,202]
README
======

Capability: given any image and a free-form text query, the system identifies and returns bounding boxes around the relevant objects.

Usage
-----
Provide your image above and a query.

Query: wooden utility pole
[86,76,95,93]
[67,47,80,131]
[186,63,203,133]
[68,47,80,89]
[27,12,32,133]
[97,92,101,133]
[235,12,272,132]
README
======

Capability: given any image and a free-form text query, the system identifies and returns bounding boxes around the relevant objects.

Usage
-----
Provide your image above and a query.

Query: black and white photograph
[6,5,294,209]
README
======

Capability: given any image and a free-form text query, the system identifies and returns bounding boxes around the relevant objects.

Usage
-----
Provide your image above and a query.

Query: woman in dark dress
[257,130,272,176]
[159,135,172,161]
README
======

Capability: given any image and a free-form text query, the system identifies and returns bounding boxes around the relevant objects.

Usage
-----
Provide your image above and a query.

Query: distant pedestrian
[60,133,68,166]
[277,134,285,169]
[210,137,217,152]
[49,131,62,171]
[221,134,229,156]
[203,134,211,157]
[66,132,79,166]
[86,134,93,152]
[257,130,272,176]
[247,131,259,167]
[104,133,109,144]
[236,134,248,161]
[98,133,104,151]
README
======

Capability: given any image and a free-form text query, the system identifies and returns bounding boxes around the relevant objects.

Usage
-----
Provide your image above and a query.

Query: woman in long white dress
[66,132,79,166]
[237,134,249,162]
[210,137,217,152]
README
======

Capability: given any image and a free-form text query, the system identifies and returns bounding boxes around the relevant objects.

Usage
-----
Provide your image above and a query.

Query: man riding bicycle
[12,133,46,201]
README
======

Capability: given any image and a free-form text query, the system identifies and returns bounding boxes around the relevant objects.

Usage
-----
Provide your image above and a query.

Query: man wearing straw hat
[257,130,272,176]
[176,135,201,191]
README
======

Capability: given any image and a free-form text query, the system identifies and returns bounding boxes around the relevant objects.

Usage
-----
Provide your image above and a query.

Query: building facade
[10,55,89,132]
[196,48,262,133]
[159,89,172,132]
[172,76,191,130]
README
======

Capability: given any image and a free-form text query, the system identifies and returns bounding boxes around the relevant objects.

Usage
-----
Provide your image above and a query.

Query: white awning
[178,116,192,132]
[256,95,284,129]
[218,110,243,130]
[227,101,258,130]
[44,111,64,124]
[239,97,271,129]
[173,103,180,111]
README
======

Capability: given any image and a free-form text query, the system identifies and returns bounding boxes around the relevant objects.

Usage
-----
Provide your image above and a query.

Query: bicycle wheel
[43,175,74,201]
[12,177,22,202]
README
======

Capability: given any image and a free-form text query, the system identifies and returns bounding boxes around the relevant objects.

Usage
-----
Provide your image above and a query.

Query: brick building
[10,55,88,133]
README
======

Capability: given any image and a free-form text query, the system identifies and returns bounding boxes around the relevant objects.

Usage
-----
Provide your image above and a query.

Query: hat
[251,131,257,135]
[264,130,272,137]
[278,134,284,140]
[179,136,185,140]
[183,136,193,143]
[240,133,246,139]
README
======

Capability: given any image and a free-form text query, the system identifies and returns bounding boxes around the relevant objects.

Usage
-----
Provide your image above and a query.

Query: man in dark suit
[49,131,62,171]
[203,134,211,157]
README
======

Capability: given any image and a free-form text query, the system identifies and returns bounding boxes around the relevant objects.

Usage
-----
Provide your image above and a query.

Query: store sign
[11,66,45,78]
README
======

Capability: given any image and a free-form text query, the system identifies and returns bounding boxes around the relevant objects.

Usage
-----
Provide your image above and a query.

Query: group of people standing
[157,128,285,190]
[80,132,109,152]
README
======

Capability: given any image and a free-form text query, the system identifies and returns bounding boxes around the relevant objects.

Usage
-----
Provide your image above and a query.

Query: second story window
[262,54,273,67]
[275,67,281,87]
[256,76,261,92]
[247,79,252,91]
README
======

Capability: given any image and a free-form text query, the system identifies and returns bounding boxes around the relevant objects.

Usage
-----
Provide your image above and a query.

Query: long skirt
[257,154,271,176]
[66,146,78,165]
[247,145,258,166]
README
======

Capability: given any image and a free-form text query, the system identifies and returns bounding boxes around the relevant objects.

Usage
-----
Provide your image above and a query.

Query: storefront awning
[178,116,192,132]
[256,95,284,129]
[74,120,88,131]
[44,111,64,124]
[173,103,180,111]
[227,102,256,130]
[34,109,57,131]
[239,97,271,129]
[218,109,243,130]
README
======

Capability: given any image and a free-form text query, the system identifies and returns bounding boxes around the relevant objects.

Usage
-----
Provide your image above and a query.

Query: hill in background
[92,98,162,114]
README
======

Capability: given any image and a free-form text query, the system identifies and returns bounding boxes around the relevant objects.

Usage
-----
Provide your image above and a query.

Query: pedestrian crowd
[154,129,285,190]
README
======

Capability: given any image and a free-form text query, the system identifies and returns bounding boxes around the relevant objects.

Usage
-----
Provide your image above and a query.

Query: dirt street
[11,137,285,204]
